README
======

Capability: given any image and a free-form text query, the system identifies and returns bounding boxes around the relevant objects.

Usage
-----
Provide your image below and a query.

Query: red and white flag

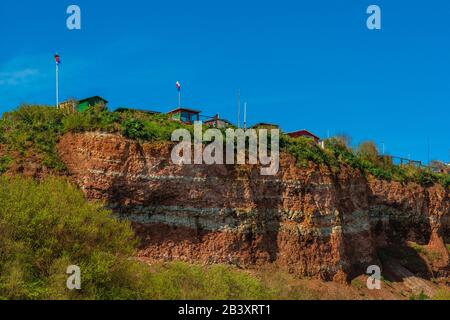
[176,81,181,91]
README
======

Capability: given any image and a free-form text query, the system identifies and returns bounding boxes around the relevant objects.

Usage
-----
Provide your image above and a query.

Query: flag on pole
[176,81,181,92]
[54,54,60,109]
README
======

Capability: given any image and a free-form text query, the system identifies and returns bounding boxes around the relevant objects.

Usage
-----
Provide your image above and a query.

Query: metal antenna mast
[244,102,247,130]
[237,89,241,129]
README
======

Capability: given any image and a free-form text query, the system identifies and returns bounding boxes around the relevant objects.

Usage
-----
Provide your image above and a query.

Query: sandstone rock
[57,132,450,282]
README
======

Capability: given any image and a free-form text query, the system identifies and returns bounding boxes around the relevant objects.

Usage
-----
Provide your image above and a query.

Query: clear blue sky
[0,0,449,163]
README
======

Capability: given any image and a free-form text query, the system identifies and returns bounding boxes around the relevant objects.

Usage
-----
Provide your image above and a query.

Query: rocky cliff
[57,132,450,282]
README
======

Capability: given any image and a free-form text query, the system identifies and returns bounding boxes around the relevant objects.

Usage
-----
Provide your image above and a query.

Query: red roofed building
[287,130,320,144]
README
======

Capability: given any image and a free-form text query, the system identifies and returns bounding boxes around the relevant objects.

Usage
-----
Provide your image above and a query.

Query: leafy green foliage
[61,106,120,133]
[438,174,450,189]
[0,105,448,188]
[121,118,152,140]
[0,176,140,299]
[356,141,379,163]
[413,170,438,188]
[280,135,334,168]
[432,289,450,300]
[0,155,13,174]
[0,105,190,173]
[148,262,270,300]
[0,106,66,170]
[0,176,275,300]
[409,291,429,300]
[281,136,449,188]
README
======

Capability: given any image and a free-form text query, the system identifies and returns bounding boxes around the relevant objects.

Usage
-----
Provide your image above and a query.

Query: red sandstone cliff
[56,132,449,282]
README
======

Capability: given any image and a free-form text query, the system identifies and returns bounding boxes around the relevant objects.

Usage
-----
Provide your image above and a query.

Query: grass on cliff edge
[0,175,276,300]
[0,105,449,188]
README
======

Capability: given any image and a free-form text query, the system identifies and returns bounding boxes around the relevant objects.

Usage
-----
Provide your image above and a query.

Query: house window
[180,112,190,123]
[189,113,198,123]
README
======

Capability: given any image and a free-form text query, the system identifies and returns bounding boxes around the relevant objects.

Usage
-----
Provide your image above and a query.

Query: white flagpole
[56,61,59,109]
[237,89,241,129]
[178,89,181,108]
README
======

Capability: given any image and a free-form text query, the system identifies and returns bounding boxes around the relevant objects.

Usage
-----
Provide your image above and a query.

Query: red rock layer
[58,132,450,281]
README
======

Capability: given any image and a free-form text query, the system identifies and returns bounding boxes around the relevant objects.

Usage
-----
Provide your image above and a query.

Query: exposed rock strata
[57,132,450,281]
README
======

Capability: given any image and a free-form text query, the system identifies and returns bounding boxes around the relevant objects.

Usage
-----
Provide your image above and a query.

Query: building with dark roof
[167,107,201,124]
[249,122,280,129]
[287,129,320,144]
[60,96,108,113]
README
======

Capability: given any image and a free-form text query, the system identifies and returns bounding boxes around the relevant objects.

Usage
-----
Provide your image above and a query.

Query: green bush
[0,175,143,299]
[121,118,152,140]
[324,138,364,170]
[413,169,438,188]
[149,262,271,300]
[0,106,66,170]
[0,105,448,188]
[433,289,450,300]
[281,135,334,168]
[356,141,379,164]
[0,176,275,300]
[0,105,190,173]
[61,106,120,133]
[409,291,429,300]
[0,155,13,174]
[438,174,450,189]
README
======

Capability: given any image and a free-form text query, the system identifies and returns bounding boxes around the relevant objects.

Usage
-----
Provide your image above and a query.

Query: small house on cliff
[60,96,108,113]
[287,129,320,144]
[168,107,201,124]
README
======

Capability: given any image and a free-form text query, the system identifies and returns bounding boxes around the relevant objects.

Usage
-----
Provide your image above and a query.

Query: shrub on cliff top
[281,135,335,168]
[0,105,192,172]
[0,105,449,188]
[320,137,447,188]
[0,105,66,170]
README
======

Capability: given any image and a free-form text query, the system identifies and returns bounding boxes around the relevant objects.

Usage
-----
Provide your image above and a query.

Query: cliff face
[57,132,450,281]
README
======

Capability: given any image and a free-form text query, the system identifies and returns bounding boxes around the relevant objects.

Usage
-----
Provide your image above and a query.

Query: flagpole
[56,61,59,109]
[176,81,181,108]
[237,89,241,129]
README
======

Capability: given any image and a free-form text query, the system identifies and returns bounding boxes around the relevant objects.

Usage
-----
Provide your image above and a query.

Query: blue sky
[0,0,449,163]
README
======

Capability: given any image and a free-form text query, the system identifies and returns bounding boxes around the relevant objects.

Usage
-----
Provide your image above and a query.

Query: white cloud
[0,68,40,86]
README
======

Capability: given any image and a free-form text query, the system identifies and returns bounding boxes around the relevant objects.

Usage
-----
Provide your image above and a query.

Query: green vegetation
[281,135,449,188]
[350,278,364,290]
[409,291,429,300]
[432,289,450,300]
[0,105,448,188]
[408,242,441,263]
[0,175,277,300]
[0,175,142,299]
[0,105,191,172]
[0,155,13,174]
[255,267,320,300]
[147,262,270,300]
[280,135,334,168]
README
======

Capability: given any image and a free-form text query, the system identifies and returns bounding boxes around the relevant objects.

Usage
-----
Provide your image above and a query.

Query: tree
[334,133,352,147]
[356,141,379,163]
